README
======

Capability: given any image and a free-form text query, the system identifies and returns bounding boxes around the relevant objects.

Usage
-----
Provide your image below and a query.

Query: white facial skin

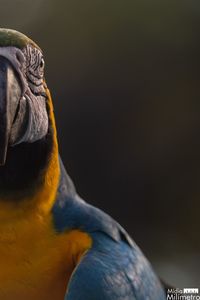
[0,45,49,145]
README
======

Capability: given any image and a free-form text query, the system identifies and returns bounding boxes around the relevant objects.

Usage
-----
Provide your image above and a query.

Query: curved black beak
[0,56,22,165]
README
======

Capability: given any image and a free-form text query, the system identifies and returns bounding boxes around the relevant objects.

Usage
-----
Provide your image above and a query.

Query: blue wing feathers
[52,159,165,299]
[65,234,137,300]
[65,233,165,300]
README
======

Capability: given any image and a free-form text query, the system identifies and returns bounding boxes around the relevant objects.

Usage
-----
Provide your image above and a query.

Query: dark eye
[40,58,45,69]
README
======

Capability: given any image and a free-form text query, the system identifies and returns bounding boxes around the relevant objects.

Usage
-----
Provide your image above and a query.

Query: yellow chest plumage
[0,213,92,300]
[0,91,92,299]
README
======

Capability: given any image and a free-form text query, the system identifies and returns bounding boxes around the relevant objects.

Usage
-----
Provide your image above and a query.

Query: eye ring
[40,58,45,69]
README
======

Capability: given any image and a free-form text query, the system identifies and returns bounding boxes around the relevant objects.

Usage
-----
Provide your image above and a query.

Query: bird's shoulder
[52,160,165,300]
[51,159,132,245]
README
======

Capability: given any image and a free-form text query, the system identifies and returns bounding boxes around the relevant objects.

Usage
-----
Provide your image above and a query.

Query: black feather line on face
[25,45,47,93]
[27,76,43,87]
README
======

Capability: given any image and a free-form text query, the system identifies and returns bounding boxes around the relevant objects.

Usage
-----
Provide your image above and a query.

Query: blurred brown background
[1,0,200,287]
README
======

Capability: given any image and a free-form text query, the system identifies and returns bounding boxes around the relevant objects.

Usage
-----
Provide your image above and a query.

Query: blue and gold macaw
[0,28,166,300]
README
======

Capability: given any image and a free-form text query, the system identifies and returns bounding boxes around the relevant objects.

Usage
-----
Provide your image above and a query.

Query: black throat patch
[0,126,53,200]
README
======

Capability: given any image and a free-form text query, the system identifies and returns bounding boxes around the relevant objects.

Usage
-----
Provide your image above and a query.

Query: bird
[0,28,166,300]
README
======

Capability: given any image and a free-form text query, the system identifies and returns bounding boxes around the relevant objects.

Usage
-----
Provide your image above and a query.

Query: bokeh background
[1,0,200,287]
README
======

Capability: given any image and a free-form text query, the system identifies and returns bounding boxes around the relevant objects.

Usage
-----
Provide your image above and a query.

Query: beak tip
[0,159,6,166]
[0,150,7,166]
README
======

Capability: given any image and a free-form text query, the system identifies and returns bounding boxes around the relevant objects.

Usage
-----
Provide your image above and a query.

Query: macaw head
[0,29,58,198]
